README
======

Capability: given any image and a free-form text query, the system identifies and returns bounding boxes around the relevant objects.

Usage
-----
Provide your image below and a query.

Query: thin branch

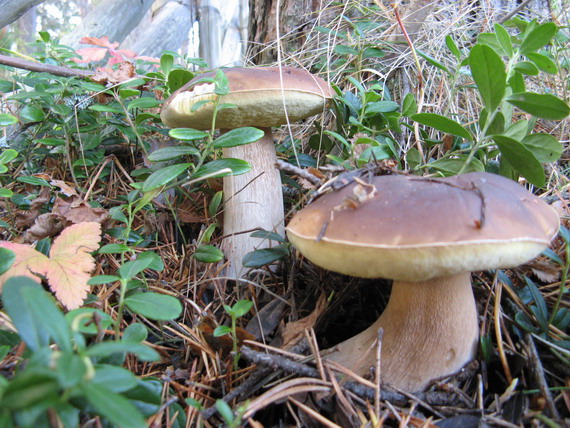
[0,54,92,78]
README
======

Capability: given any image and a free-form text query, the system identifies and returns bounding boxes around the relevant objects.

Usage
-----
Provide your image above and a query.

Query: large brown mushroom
[161,67,334,277]
[286,172,559,392]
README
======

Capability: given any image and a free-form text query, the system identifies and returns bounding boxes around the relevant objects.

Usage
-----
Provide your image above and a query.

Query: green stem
[548,242,570,325]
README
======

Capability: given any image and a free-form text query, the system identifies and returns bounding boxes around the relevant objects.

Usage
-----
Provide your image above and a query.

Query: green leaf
[0,247,15,275]
[19,285,72,353]
[505,92,570,120]
[87,275,120,285]
[168,128,209,141]
[160,53,174,76]
[212,127,264,148]
[242,244,290,268]
[365,101,399,114]
[124,292,182,321]
[123,323,148,343]
[494,23,513,57]
[525,52,557,74]
[519,22,557,54]
[92,364,138,393]
[65,308,113,335]
[118,257,154,280]
[55,352,86,389]
[0,188,12,198]
[230,300,253,318]
[98,243,131,254]
[191,158,251,180]
[216,400,235,425]
[168,69,194,93]
[34,137,66,146]
[0,113,18,126]
[417,50,450,74]
[141,163,191,192]
[492,135,545,187]
[81,382,148,428]
[86,341,159,361]
[469,44,506,112]
[20,105,45,123]
[136,251,164,271]
[2,277,51,351]
[524,277,549,330]
[148,146,199,162]
[401,93,417,117]
[334,44,358,56]
[427,156,485,175]
[194,244,224,263]
[0,149,17,165]
[521,133,563,163]
[208,190,223,217]
[213,325,232,337]
[445,35,461,60]
[513,61,539,75]
[127,98,162,110]
[0,369,59,410]
[250,229,286,243]
[411,113,472,140]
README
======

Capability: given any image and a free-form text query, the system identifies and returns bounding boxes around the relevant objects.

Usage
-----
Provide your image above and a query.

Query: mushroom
[161,67,334,278]
[286,172,559,392]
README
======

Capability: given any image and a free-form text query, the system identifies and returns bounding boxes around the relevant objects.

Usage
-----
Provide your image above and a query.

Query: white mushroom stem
[324,273,479,392]
[222,127,284,278]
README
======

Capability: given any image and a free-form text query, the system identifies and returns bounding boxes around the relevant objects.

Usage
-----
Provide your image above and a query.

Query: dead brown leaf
[15,187,51,228]
[50,180,79,197]
[52,196,109,226]
[23,213,66,242]
[281,294,327,350]
[91,62,136,85]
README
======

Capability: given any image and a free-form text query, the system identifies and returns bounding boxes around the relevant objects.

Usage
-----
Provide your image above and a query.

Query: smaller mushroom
[161,67,334,278]
[286,172,559,392]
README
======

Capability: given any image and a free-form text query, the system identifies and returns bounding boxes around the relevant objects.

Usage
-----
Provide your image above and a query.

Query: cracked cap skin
[160,66,335,130]
[286,171,560,282]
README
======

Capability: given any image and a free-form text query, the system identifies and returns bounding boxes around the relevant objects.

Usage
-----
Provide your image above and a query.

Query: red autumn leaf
[79,36,117,49]
[73,47,109,63]
[0,222,102,310]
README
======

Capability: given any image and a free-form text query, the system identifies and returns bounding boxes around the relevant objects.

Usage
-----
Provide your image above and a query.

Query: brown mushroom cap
[287,172,559,282]
[160,67,335,129]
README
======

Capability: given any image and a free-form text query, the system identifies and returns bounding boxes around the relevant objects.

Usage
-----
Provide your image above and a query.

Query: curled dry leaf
[281,294,327,350]
[24,213,66,242]
[91,62,136,85]
[14,186,51,228]
[52,196,109,226]
[0,222,102,310]
[50,179,79,197]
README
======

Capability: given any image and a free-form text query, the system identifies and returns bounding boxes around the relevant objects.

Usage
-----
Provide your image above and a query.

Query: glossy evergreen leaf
[168,128,208,140]
[191,158,251,180]
[0,114,17,126]
[212,127,265,148]
[428,156,485,175]
[141,163,191,191]
[124,292,182,321]
[86,341,159,361]
[0,248,15,276]
[242,244,290,268]
[167,69,194,93]
[469,44,506,112]
[194,244,224,263]
[81,382,147,428]
[147,146,199,161]
[514,61,539,75]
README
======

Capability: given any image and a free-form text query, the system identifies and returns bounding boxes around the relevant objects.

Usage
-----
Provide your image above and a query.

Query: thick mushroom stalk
[326,274,478,392]
[160,67,334,278]
[222,128,284,277]
[286,172,560,392]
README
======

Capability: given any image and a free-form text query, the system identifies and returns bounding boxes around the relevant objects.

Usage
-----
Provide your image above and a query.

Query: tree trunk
[60,0,155,48]
[198,0,223,68]
[247,0,319,65]
[122,1,193,58]
[0,0,45,29]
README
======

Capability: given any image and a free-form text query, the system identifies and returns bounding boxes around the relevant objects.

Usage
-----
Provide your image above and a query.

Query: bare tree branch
[0,54,91,78]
